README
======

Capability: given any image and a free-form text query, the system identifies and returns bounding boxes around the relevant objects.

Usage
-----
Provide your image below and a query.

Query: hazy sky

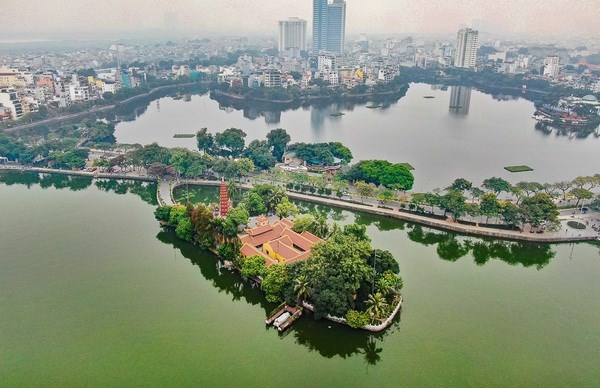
[2,0,598,38]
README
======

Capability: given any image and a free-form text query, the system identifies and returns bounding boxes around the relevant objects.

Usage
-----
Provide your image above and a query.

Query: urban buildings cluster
[0,0,599,123]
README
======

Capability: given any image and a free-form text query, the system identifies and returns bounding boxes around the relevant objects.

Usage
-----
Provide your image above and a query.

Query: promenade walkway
[2,165,598,243]
[158,180,174,206]
[172,179,599,243]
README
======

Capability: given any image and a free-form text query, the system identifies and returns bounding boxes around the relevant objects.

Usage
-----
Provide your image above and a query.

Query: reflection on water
[449,86,472,116]
[406,225,556,268]
[0,170,157,205]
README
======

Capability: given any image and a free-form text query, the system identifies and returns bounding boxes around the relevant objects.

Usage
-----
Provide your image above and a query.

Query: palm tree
[310,215,330,238]
[294,276,311,305]
[365,293,389,323]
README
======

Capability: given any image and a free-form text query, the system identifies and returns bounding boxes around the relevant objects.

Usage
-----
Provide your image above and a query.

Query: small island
[154,182,404,333]
[173,133,196,138]
[504,165,534,173]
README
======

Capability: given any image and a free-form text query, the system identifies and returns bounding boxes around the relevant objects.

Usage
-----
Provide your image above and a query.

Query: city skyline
[1,0,599,39]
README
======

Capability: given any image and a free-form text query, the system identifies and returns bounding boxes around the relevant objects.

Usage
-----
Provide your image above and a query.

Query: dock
[265,303,303,332]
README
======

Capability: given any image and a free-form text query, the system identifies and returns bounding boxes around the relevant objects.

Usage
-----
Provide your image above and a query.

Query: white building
[278,17,307,52]
[0,88,24,120]
[102,82,117,94]
[543,55,560,78]
[488,51,507,62]
[317,53,337,73]
[263,69,282,88]
[68,84,89,102]
[454,28,479,69]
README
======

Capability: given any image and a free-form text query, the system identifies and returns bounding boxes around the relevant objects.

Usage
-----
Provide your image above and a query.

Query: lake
[114,83,600,192]
[1,171,599,386]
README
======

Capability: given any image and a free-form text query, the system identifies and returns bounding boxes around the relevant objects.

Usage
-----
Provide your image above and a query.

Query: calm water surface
[2,172,599,386]
[114,83,599,191]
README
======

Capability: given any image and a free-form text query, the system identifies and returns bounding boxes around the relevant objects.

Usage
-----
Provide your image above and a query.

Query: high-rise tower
[278,17,307,52]
[326,0,346,54]
[312,0,328,55]
[454,28,479,69]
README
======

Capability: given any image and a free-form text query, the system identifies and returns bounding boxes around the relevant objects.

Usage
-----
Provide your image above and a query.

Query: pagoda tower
[219,180,230,217]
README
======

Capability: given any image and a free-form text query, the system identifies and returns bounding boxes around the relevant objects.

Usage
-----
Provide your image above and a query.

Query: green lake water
[1,173,599,386]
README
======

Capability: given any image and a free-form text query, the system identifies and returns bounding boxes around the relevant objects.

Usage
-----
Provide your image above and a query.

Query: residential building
[263,69,282,88]
[317,53,337,72]
[543,55,560,78]
[278,17,307,52]
[454,28,479,69]
[67,84,90,102]
[0,88,24,120]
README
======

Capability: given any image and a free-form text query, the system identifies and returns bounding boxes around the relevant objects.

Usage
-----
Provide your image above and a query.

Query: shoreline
[211,85,408,105]
[1,166,597,244]
[2,81,207,133]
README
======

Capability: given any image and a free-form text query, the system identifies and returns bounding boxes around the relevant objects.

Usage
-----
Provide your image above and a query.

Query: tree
[500,201,520,229]
[240,256,267,278]
[345,160,414,190]
[191,204,215,249]
[345,310,371,329]
[147,162,176,178]
[154,206,171,222]
[482,177,511,195]
[243,192,268,216]
[243,140,276,170]
[355,181,375,201]
[470,187,485,201]
[175,217,194,242]
[226,204,250,227]
[130,142,171,167]
[310,215,330,239]
[519,193,559,228]
[343,223,371,242]
[515,181,543,197]
[266,128,291,162]
[377,188,395,203]
[214,128,246,158]
[448,178,473,192]
[292,215,316,233]
[235,158,255,179]
[262,264,289,302]
[439,189,467,220]
[301,232,373,319]
[196,128,214,154]
[479,192,501,223]
[552,180,572,200]
[365,293,389,323]
[570,188,594,207]
[275,197,299,219]
[294,275,311,304]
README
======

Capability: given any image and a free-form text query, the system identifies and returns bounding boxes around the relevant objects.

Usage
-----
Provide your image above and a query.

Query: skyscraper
[312,0,346,55]
[454,28,479,69]
[326,0,346,54]
[312,0,328,55]
[278,18,307,52]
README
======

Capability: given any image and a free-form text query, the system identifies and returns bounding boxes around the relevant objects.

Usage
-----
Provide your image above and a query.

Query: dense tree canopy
[288,142,353,165]
[345,160,414,190]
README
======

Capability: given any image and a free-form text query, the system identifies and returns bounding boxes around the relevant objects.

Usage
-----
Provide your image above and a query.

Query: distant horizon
[2,0,599,43]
